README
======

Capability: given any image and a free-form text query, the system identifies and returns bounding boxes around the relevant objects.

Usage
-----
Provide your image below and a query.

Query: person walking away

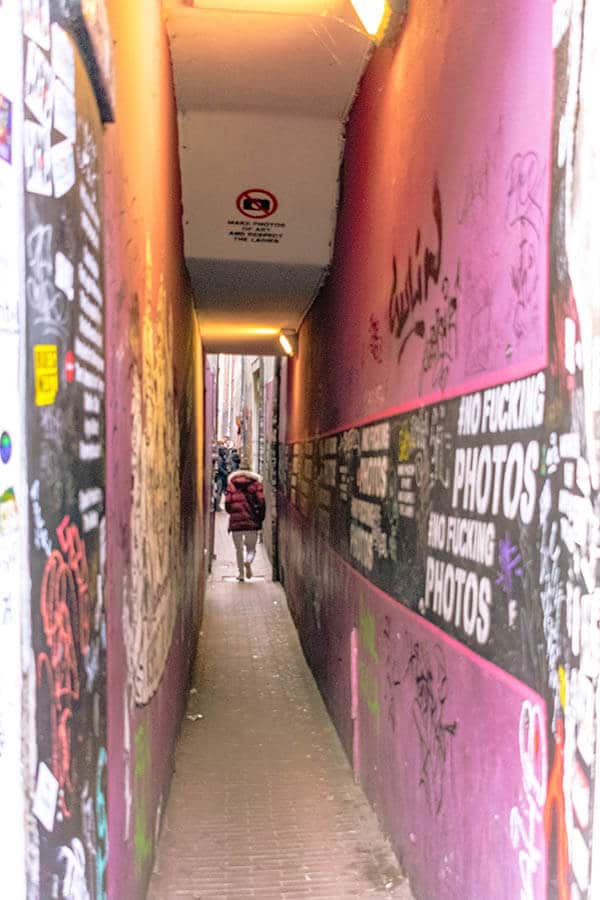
[225,462,265,581]
[214,445,230,511]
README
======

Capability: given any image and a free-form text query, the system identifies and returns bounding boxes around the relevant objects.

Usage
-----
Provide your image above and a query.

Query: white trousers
[231,531,258,576]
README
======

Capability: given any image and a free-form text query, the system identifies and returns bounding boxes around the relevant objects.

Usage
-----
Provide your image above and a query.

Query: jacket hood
[228,469,262,483]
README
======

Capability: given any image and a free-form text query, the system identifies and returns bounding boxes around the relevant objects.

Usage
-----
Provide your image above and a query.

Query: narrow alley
[1,1,599,899]
[148,512,412,899]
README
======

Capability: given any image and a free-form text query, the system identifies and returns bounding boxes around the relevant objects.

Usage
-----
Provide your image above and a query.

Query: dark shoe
[244,561,252,580]
[237,574,245,582]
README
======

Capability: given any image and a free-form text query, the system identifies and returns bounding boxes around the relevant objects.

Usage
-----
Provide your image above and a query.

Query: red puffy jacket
[225,470,266,532]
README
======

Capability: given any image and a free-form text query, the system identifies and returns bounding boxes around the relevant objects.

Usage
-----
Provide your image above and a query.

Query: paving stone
[148,513,413,900]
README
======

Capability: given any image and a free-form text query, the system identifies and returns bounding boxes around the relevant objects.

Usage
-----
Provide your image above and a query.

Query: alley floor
[147,512,413,900]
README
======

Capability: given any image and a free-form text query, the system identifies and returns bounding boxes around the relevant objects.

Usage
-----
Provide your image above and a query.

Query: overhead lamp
[278,329,298,357]
[199,323,279,339]
[350,0,391,38]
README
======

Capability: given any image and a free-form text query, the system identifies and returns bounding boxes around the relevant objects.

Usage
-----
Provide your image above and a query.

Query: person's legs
[244,531,258,561]
[218,475,227,509]
[243,531,258,579]
[231,532,245,580]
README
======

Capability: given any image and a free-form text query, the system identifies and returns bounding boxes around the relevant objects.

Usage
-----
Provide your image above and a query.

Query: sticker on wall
[24,119,52,195]
[53,79,76,143]
[33,344,59,405]
[23,0,51,51]
[51,137,75,197]
[32,761,59,832]
[236,187,278,220]
[51,22,75,93]
[0,94,12,164]
[52,141,75,197]
[64,349,75,383]
[24,39,54,127]
[0,431,12,464]
[0,487,17,537]
[55,250,74,300]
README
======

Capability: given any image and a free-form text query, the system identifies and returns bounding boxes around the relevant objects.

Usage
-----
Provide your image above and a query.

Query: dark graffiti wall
[284,371,551,688]
[279,1,600,898]
[23,6,107,897]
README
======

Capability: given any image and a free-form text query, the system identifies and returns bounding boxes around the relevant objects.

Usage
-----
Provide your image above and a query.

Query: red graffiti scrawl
[36,516,90,819]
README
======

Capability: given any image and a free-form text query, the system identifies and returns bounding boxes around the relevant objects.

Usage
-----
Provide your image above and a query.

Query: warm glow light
[199,323,279,339]
[279,333,294,356]
[278,332,294,356]
[191,1,330,12]
[350,0,388,36]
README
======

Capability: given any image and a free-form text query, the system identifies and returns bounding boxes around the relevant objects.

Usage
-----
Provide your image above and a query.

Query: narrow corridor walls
[104,1,203,897]
[279,2,599,899]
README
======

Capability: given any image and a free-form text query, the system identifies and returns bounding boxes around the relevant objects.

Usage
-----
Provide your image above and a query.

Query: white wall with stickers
[0,1,27,896]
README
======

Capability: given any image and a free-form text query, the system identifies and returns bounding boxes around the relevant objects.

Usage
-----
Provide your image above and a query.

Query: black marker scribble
[421,264,460,390]
[388,181,443,361]
[404,641,457,814]
[505,152,544,341]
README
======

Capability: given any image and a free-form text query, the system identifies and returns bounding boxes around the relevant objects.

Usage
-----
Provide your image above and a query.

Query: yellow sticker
[34,344,59,406]
[558,665,567,709]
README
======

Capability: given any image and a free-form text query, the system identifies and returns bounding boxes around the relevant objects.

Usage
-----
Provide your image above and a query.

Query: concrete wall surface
[279,2,600,898]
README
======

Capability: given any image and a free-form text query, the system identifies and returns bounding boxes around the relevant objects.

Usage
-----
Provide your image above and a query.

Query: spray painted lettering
[36,516,90,819]
[510,700,548,900]
[388,181,443,361]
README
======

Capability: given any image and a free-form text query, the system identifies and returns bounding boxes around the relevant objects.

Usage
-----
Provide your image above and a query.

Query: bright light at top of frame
[188,0,389,29]
[350,0,389,36]
[190,1,330,12]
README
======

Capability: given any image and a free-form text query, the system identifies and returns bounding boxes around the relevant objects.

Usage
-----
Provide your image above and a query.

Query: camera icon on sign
[243,197,271,212]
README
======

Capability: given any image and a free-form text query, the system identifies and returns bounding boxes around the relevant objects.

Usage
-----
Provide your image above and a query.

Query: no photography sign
[236,188,278,219]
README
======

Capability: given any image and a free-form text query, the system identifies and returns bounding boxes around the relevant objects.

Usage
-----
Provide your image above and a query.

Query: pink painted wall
[288,0,551,440]
[280,1,599,898]
[104,1,203,896]
[282,505,547,900]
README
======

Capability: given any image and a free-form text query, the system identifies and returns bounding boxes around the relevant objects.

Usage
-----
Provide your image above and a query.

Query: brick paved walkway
[148,512,413,900]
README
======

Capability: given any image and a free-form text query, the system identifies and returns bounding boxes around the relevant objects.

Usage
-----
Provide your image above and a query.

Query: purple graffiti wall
[287,0,551,442]
[279,1,600,898]
[281,505,548,900]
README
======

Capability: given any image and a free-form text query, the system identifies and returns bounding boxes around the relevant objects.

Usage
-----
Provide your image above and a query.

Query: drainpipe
[208,353,220,573]
[272,355,282,582]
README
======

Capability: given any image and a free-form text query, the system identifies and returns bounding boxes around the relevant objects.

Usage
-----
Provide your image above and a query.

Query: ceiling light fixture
[278,329,298,357]
[350,0,390,37]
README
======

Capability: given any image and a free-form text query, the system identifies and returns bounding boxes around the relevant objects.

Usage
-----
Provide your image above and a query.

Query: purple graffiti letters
[496,532,523,595]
